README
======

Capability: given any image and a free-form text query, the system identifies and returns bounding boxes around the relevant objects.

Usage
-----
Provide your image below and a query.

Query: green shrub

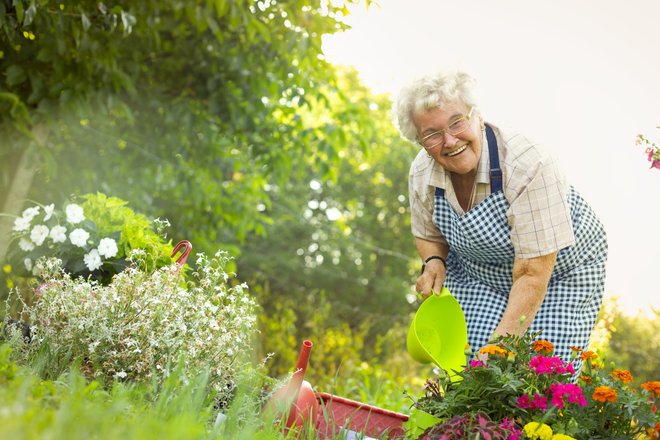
[3,251,257,408]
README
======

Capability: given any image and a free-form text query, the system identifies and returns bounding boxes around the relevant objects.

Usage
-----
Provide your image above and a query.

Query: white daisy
[21,206,40,221]
[83,249,102,271]
[69,228,90,247]
[43,204,55,221]
[97,238,118,258]
[19,238,35,252]
[49,225,67,243]
[13,216,31,232]
[30,224,49,246]
[65,204,85,224]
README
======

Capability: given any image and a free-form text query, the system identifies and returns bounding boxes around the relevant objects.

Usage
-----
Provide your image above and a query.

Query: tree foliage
[1,0,369,252]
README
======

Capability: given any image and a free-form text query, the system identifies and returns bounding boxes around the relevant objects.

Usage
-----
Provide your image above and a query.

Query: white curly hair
[394,70,479,143]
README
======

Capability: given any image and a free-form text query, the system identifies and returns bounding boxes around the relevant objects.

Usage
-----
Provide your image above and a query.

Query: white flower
[115,371,128,379]
[83,249,103,271]
[50,225,67,243]
[43,204,55,221]
[24,258,32,272]
[21,206,40,221]
[69,228,90,247]
[19,238,35,252]
[13,216,31,232]
[65,204,85,224]
[30,224,49,246]
[97,238,118,258]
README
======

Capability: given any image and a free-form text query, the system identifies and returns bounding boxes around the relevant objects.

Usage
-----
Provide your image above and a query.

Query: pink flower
[549,383,587,408]
[529,355,573,375]
[501,418,522,440]
[517,393,547,410]
[470,359,485,368]
[517,394,530,408]
[647,149,660,169]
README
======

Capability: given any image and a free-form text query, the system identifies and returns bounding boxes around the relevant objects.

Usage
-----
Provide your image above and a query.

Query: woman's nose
[442,131,460,147]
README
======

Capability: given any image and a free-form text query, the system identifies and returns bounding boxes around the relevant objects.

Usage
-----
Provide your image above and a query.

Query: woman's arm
[415,237,449,297]
[492,251,557,338]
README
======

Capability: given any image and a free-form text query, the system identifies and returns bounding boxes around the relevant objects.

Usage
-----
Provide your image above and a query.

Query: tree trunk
[0,149,36,264]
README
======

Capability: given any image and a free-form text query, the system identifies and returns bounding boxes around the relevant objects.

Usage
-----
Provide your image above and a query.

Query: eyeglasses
[418,107,474,150]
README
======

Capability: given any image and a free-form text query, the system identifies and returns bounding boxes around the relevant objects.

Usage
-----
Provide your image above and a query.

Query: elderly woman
[395,71,608,361]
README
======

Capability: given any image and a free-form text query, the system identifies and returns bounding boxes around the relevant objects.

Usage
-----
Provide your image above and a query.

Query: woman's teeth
[445,144,468,157]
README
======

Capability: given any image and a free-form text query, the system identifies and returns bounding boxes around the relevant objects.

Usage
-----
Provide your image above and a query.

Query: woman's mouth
[444,144,468,157]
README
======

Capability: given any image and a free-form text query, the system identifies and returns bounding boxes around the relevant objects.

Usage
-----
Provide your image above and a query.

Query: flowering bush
[4,193,172,285]
[636,132,660,170]
[2,251,258,408]
[414,331,659,439]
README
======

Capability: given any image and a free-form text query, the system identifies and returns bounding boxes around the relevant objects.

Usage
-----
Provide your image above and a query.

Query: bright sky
[323,0,660,316]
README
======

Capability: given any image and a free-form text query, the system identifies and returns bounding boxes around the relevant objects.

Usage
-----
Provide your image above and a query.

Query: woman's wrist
[421,255,446,274]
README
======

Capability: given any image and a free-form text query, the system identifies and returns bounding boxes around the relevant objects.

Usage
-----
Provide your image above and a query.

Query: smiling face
[413,102,483,176]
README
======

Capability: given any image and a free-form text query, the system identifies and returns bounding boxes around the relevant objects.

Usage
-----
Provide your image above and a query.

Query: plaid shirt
[409,123,576,259]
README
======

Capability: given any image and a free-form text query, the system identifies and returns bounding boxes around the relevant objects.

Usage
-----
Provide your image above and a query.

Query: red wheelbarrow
[265,340,410,439]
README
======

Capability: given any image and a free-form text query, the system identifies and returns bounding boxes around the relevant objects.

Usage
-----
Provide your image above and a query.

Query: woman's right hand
[415,259,446,298]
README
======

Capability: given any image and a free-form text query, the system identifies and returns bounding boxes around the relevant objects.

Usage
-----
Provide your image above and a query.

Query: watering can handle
[171,240,192,266]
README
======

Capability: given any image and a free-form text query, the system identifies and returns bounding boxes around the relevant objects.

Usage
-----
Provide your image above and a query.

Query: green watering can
[407,287,468,381]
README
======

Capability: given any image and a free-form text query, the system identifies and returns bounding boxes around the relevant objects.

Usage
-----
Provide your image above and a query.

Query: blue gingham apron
[433,125,608,363]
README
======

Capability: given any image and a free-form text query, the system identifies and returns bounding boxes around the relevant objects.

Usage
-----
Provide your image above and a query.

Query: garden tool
[407,287,468,381]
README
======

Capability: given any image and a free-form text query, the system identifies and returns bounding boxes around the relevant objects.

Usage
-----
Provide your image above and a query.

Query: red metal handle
[171,240,192,266]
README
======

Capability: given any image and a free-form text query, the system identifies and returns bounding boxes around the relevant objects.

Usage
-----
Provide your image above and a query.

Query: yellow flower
[611,369,633,384]
[523,422,553,440]
[532,340,554,354]
[641,381,660,395]
[479,344,507,357]
[552,435,577,440]
[578,374,592,384]
[579,350,598,361]
[593,385,618,403]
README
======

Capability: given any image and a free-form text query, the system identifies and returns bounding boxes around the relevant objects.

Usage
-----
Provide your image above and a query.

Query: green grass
[0,344,416,440]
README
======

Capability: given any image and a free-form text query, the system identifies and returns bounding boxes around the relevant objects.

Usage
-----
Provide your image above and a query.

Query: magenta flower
[500,418,522,440]
[470,359,485,368]
[517,394,530,408]
[647,149,660,169]
[529,355,573,375]
[517,393,547,410]
[549,383,587,408]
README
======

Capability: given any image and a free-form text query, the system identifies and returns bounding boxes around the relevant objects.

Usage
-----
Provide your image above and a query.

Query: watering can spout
[286,339,313,402]
[264,339,318,429]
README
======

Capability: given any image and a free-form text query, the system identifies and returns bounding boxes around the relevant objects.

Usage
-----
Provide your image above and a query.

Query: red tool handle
[171,240,192,266]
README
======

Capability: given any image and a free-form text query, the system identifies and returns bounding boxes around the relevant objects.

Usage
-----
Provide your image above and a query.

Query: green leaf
[5,65,27,86]
[81,12,91,31]
[24,2,37,26]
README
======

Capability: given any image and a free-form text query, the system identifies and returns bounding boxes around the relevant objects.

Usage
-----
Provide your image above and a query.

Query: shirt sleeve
[409,161,448,245]
[506,148,575,259]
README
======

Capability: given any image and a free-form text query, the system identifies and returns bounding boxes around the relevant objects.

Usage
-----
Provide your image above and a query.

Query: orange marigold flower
[570,346,582,353]
[642,381,660,395]
[646,422,660,440]
[532,340,554,354]
[580,350,598,361]
[611,369,633,384]
[479,345,507,357]
[593,386,618,403]
[578,374,592,384]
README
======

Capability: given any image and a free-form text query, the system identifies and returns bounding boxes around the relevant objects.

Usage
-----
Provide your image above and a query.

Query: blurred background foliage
[0,0,656,403]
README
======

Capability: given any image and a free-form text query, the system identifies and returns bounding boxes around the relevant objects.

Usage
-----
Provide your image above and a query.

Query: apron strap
[434,124,503,197]
[485,124,502,193]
